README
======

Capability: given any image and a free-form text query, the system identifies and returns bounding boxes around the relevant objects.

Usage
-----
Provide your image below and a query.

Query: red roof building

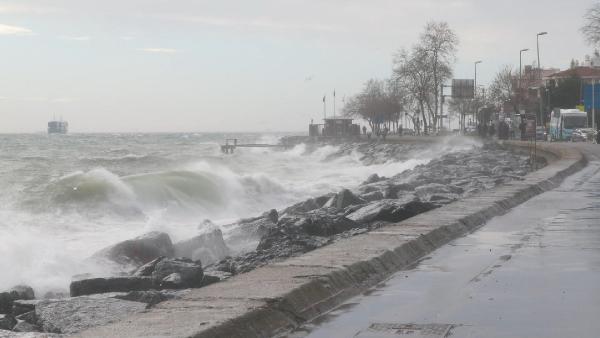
[545,67,600,82]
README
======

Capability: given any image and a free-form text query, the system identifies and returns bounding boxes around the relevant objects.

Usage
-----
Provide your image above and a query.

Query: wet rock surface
[211,142,536,276]
[0,315,17,331]
[173,227,229,266]
[4,141,539,335]
[70,277,154,297]
[91,231,174,266]
[0,286,35,315]
[35,297,146,334]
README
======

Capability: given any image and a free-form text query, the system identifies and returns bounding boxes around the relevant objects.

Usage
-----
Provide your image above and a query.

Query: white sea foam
[0,133,480,295]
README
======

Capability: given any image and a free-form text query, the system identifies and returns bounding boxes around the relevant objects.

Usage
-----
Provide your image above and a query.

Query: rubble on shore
[0,142,538,335]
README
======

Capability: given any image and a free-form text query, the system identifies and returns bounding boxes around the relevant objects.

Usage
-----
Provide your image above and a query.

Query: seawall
[74,140,586,338]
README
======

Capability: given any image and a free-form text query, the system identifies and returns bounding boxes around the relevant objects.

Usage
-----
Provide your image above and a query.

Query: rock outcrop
[92,231,174,266]
[71,257,205,297]
[70,277,154,297]
[205,143,535,277]
[173,228,230,266]
[0,286,35,315]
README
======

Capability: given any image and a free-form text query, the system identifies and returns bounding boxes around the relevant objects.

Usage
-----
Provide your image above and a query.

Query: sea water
[0,133,477,295]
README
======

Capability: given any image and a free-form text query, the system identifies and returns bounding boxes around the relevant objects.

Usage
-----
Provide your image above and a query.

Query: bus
[549,109,588,141]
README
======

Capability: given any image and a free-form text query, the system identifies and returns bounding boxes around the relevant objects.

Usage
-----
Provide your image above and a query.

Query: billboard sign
[452,79,475,99]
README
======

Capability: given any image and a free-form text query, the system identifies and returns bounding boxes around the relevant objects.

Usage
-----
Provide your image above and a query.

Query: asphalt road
[294,143,600,338]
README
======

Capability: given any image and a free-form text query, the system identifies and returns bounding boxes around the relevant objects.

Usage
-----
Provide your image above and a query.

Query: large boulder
[0,286,35,314]
[297,215,360,237]
[282,194,332,215]
[12,300,37,317]
[323,189,367,210]
[35,297,146,334]
[361,173,383,185]
[11,320,40,333]
[347,197,437,224]
[92,232,174,266]
[415,183,460,199]
[69,277,153,297]
[134,257,204,289]
[0,314,16,331]
[360,191,384,202]
[264,209,279,224]
[276,211,361,238]
[383,183,415,199]
[173,228,230,266]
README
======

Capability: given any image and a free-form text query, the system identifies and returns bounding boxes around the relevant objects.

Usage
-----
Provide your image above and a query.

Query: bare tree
[582,3,600,45]
[343,78,404,133]
[344,21,458,135]
[489,65,518,115]
[449,88,489,131]
[419,21,458,131]
[392,22,458,134]
[393,47,434,134]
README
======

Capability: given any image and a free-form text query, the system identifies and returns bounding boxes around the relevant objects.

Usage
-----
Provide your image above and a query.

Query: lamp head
[538,32,548,36]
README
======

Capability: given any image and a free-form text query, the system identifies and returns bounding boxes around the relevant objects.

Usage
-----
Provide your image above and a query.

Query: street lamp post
[537,32,548,126]
[593,80,596,132]
[474,60,482,93]
[473,60,482,132]
[519,48,529,115]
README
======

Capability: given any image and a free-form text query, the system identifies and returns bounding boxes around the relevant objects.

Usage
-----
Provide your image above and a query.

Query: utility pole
[333,90,336,118]
[474,61,482,93]
[474,61,482,133]
[537,32,548,126]
[440,83,445,132]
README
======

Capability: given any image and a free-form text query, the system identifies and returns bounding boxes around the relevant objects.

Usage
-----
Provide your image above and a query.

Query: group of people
[362,125,392,140]
[477,120,517,140]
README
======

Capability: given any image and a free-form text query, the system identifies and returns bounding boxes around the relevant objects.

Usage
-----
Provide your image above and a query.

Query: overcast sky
[0,0,597,132]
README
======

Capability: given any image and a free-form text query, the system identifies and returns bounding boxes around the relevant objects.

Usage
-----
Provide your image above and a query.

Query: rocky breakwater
[0,228,231,336]
[0,141,538,336]
[210,143,538,275]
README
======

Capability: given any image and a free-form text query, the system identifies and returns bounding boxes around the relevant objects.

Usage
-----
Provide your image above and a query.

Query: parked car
[571,128,597,142]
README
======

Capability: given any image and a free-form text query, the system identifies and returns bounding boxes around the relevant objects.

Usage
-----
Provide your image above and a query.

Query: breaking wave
[35,162,289,219]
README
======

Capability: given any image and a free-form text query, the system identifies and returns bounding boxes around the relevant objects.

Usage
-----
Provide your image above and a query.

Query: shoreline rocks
[0,286,35,316]
[173,228,229,266]
[71,257,205,297]
[211,143,536,276]
[4,141,540,335]
[91,231,174,266]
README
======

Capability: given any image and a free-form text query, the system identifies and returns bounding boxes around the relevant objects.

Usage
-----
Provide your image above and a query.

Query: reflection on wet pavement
[295,145,600,338]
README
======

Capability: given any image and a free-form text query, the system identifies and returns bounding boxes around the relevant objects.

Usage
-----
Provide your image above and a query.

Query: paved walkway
[298,144,600,338]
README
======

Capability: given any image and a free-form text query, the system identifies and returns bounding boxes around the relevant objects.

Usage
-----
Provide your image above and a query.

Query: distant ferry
[48,120,68,134]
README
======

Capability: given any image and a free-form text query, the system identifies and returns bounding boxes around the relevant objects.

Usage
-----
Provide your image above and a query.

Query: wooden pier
[220,138,293,154]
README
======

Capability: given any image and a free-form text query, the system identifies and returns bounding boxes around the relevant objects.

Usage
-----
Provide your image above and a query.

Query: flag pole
[333,90,336,118]
[323,95,327,120]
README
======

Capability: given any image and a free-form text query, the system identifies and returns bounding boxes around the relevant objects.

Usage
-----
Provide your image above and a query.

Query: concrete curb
[74,142,586,338]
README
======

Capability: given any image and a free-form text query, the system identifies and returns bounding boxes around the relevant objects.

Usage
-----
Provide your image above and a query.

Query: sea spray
[0,133,479,295]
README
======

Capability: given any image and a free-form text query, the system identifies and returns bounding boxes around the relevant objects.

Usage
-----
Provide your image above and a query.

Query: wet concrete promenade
[301,144,600,338]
